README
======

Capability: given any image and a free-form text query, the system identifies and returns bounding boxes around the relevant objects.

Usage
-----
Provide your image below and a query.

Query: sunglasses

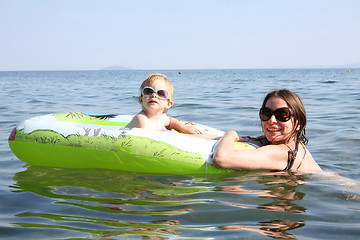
[259,107,293,122]
[141,86,170,100]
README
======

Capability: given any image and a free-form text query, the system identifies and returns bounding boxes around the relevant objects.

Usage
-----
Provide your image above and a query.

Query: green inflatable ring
[8,112,256,174]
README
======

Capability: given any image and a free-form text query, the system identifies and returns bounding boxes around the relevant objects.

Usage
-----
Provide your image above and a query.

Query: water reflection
[220,220,305,239]
[216,172,307,213]
[214,172,308,238]
[11,166,205,238]
[15,212,182,239]
[11,166,334,239]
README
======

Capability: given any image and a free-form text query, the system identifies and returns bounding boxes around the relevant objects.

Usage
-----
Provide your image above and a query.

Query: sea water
[0,69,359,239]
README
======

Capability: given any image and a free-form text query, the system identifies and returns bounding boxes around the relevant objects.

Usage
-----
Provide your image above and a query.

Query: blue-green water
[1,69,359,239]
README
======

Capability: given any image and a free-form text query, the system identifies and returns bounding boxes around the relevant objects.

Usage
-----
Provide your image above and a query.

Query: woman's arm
[212,131,289,171]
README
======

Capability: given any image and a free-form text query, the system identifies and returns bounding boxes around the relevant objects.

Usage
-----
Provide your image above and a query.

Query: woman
[212,89,322,173]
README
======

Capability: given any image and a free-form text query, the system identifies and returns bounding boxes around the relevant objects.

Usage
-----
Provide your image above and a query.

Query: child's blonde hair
[139,73,174,101]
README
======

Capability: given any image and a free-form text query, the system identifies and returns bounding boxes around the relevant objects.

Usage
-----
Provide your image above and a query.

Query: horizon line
[0,66,358,72]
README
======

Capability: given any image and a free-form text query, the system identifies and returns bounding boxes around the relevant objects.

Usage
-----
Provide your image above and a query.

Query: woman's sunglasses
[141,86,170,100]
[259,107,293,122]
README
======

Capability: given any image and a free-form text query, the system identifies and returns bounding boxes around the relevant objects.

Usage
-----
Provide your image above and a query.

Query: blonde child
[126,73,202,134]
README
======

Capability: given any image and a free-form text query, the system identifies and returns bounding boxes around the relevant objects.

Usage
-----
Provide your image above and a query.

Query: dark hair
[262,89,308,145]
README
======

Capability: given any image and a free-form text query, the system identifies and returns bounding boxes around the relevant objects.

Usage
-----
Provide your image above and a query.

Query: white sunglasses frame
[140,86,171,100]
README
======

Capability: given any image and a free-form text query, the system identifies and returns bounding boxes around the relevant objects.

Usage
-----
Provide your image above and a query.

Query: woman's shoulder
[297,146,322,173]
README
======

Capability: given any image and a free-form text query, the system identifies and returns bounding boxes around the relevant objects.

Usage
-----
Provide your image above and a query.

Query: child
[126,73,202,134]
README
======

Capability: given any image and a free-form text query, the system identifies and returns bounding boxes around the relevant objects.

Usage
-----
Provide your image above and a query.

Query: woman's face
[261,96,295,144]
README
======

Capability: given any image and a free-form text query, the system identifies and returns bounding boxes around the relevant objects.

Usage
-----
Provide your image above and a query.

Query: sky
[1,0,359,71]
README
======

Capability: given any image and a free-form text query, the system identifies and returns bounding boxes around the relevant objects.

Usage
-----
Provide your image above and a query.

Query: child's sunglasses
[259,107,293,122]
[141,86,170,100]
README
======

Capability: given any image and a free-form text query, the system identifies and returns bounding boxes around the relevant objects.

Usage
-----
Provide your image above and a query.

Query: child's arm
[167,117,202,134]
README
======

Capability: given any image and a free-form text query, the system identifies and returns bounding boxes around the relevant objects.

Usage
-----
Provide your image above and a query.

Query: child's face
[139,79,173,113]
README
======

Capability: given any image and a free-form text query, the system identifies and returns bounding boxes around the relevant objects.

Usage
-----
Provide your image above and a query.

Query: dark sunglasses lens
[275,108,291,122]
[157,90,168,99]
[143,87,154,95]
[260,108,272,121]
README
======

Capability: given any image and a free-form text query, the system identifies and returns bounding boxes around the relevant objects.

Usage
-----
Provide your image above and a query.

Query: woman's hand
[212,131,239,168]
[227,130,240,141]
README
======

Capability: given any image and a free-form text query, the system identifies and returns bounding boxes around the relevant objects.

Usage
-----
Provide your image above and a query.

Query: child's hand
[183,124,202,134]
[169,118,203,134]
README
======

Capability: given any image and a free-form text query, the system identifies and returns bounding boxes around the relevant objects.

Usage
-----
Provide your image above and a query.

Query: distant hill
[274,63,360,69]
[334,63,360,68]
[99,66,132,70]
[313,63,360,68]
